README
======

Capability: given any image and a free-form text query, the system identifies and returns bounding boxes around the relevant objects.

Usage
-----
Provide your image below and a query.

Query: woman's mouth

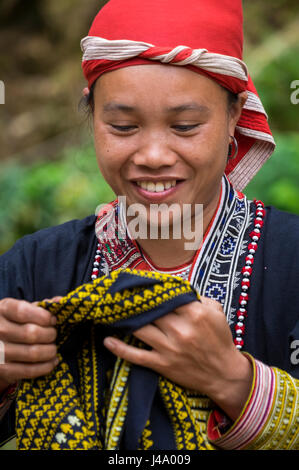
[136,180,177,192]
[131,179,184,201]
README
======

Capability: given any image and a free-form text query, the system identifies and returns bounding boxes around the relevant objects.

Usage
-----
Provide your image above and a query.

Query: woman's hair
[79,80,239,116]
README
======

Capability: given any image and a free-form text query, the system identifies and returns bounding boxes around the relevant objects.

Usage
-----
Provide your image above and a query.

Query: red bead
[239,293,249,303]
[234,338,244,346]
[234,324,245,333]
[248,243,258,252]
[237,309,247,318]
[254,219,264,228]
[254,199,265,208]
[255,208,265,217]
[250,231,261,239]
[241,279,250,287]
[242,266,252,275]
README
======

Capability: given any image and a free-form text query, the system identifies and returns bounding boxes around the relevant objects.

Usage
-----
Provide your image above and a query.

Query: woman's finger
[3,342,57,363]
[132,323,167,349]
[103,336,159,369]
[1,298,56,327]
[0,317,57,344]
[0,358,59,383]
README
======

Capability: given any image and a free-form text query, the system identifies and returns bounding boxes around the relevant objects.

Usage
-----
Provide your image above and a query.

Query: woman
[0,0,298,450]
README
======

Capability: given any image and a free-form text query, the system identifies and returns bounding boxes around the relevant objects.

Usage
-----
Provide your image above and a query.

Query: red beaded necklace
[234,200,265,350]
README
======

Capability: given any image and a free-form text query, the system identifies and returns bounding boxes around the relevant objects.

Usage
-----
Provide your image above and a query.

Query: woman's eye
[111,124,137,132]
[172,124,199,132]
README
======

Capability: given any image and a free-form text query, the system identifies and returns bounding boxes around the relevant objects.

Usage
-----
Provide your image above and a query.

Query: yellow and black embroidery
[16,268,212,450]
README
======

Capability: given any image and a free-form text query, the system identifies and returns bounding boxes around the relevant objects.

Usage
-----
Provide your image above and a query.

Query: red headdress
[81,0,275,191]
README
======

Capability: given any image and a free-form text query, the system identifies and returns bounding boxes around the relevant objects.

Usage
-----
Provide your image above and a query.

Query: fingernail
[104,337,116,348]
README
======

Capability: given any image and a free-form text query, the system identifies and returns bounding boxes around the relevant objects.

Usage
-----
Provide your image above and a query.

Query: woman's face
[92,64,245,222]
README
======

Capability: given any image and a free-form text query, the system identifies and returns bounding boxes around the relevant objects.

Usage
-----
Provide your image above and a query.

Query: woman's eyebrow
[165,103,210,114]
[103,102,135,113]
[102,102,211,114]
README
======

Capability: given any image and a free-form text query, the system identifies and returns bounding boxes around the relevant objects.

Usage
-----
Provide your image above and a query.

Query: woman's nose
[132,137,178,169]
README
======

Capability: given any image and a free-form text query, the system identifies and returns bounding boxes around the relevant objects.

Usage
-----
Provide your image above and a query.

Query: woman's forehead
[95,64,227,106]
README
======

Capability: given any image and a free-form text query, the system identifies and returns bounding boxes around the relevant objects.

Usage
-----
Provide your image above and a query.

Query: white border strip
[243,91,268,119]
[81,36,248,82]
[229,140,275,191]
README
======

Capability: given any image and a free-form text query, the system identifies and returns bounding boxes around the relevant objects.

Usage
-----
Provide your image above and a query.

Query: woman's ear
[82,87,90,97]
[228,90,248,135]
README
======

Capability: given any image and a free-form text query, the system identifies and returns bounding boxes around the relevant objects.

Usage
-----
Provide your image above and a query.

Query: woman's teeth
[136,180,177,192]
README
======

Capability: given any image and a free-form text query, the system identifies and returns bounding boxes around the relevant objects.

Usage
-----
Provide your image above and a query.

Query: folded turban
[80,0,275,191]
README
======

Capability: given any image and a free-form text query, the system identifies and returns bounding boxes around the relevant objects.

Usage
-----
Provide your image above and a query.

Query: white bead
[249,249,256,254]
[237,322,244,327]
[238,315,245,321]
[254,228,260,233]
[247,254,253,259]
[252,236,259,242]
[91,275,97,280]
[255,223,261,228]
[235,337,242,342]
[94,261,99,266]
[241,300,247,306]
[242,286,248,291]
[236,329,243,334]
[236,344,242,350]
[241,292,247,297]
[239,308,246,312]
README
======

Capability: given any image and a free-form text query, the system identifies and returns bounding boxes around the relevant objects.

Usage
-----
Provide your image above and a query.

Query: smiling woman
[91,64,247,267]
[0,0,299,451]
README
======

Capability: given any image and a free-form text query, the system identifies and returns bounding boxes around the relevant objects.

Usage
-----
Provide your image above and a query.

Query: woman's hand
[0,297,61,394]
[103,297,253,421]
